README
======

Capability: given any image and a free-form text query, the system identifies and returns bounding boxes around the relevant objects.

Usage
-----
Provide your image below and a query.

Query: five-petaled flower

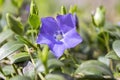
[36,13,83,58]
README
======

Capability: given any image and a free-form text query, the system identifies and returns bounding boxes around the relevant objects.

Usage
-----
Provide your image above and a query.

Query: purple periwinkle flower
[36,13,82,58]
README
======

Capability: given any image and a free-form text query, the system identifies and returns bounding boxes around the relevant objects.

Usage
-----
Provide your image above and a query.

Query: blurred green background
[0,0,120,31]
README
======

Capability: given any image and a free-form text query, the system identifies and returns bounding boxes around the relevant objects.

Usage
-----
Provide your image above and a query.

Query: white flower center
[54,31,63,41]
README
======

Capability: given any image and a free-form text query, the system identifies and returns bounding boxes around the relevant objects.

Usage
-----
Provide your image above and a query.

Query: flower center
[54,31,63,41]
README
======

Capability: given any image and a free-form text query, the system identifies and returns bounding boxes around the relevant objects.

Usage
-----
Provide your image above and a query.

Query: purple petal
[50,43,66,58]
[62,28,82,48]
[36,33,55,46]
[41,17,59,36]
[56,13,76,33]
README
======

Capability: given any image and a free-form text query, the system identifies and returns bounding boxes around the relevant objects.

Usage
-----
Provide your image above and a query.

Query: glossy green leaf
[113,40,120,58]
[2,65,15,75]
[105,51,120,60]
[98,56,110,66]
[8,52,30,64]
[48,59,64,69]
[10,75,31,80]
[45,74,66,80]
[29,14,40,29]
[75,60,113,79]
[46,73,74,80]
[0,29,13,44]
[6,13,24,35]
[35,60,45,72]
[0,41,23,60]
[15,35,37,49]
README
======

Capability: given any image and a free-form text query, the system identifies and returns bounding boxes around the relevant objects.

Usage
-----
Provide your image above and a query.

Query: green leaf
[11,0,23,8]
[2,65,15,76]
[8,52,30,64]
[35,60,45,72]
[48,59,64,69]
[105,51,120,60]
[113,40,120,58]
[15,35,37,49]
[6,13,24,36]
[98,56,110,66]
[10,75,31,80]
[29,14,40,29]
[0,29,13,44]
[60,6,66,14]
[45,74,66,80]
[29,0,40,29]
[75,60,113,79]
[30,0,38,15]
[0,41,23,60]
[45,73,74,80]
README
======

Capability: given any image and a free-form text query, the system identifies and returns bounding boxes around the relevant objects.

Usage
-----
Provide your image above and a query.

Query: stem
[103,32,110,52]
[31,27,35,43]
[12,64,19,75]
[100,28,113,71]
[25,45,35,65]
[25,45,45,80]
[109,59,114,71]
[38,73,45,80]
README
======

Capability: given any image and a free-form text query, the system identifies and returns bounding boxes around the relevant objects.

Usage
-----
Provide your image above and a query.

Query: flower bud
[60,6,66,14]
[92,6,105,27]
[30,0,38,15]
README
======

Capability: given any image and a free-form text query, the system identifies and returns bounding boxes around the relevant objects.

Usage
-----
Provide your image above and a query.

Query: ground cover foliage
[0,0,120,80]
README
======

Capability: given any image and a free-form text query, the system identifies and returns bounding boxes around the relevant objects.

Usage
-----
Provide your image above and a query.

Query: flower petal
[56,13,76,33]
[50,43,66,58]
[62,28,82,48]
[41,17,59,36]
[36,33,55,46]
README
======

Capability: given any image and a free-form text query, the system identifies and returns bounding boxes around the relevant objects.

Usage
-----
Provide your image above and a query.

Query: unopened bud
[92,6,105,27]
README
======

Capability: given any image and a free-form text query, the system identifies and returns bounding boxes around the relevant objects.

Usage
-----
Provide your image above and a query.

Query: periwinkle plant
[0,0,117,80]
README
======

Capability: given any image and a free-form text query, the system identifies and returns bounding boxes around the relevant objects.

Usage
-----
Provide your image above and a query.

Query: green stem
[31,27,35,43]
[12,64,19,75]
[25,45,45,80]
[38,73,45,80]
[25,45,35,65]
[100,28,113,71]
[109,59,114,71]
[103,32,110,52]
